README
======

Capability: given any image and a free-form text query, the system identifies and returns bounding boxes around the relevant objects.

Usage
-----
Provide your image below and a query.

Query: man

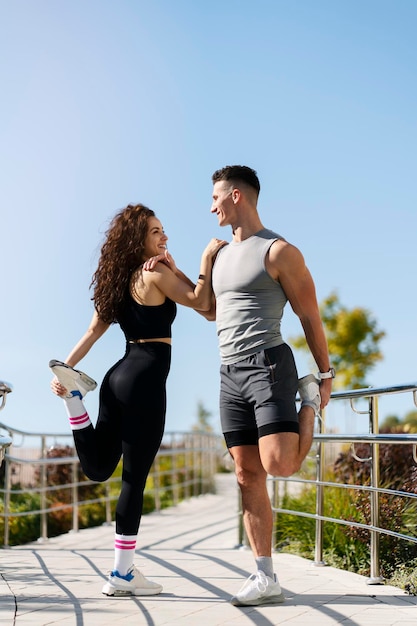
[208,165,333,606]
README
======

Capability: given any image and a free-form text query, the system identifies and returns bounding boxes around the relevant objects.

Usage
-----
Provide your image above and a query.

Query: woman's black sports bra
[117,295,177,341]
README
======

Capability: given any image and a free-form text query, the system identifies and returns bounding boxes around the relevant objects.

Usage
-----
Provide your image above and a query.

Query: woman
[50,203,225,597]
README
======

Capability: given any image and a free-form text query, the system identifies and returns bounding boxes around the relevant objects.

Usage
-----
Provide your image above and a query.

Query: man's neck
[231,217,264,242]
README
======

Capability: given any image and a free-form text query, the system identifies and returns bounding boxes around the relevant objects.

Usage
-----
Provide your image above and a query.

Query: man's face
[211,181,234,227]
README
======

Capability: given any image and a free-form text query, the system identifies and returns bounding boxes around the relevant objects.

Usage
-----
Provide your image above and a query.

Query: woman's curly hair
[91,204,155,323]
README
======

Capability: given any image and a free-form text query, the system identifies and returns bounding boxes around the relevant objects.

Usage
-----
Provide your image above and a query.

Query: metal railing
[0,422,224,548]
[0,381,12,466]
[3,379,417,583]
[266,382,417,584]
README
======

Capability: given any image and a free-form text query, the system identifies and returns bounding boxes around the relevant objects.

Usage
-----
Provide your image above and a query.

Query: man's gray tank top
[212,228,288,364]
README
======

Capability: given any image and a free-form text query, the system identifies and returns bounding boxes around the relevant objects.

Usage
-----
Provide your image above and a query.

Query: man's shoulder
[258,228,291,252]
[256,227,284,241]
[268,237,303,269]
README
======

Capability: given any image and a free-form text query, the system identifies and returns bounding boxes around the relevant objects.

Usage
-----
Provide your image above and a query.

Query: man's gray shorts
[220,343,299,448]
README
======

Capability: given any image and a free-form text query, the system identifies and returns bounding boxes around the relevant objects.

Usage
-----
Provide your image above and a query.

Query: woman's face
[143,216,168,260]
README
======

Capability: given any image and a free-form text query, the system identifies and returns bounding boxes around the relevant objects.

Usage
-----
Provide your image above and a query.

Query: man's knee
[233,458,267,492]
[235,465,262,488]
[264,456,300,478]
[259,432,301,477]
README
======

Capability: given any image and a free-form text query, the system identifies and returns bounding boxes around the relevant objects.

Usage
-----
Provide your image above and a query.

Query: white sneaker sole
[49,360,97,396]
[231,591,285,606]
[102,582,162,596]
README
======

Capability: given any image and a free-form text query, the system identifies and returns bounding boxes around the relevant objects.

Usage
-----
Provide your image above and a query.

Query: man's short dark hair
[212,165,260,194]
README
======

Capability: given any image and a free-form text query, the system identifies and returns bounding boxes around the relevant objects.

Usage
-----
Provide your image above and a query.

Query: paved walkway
[1,473,416,625]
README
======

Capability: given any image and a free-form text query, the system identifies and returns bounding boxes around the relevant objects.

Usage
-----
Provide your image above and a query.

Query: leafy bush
[388,559,417,595]
[274,482,370,574]
[35,445,106,504]
[0,491,41,546]
[1,440,220,546]
[333,429,417,578]
[274,429,417,588]
[333,430,417,491]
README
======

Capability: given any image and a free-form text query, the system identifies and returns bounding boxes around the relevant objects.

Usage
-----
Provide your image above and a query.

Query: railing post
[272,477,279,551]
[185,434,191,500]
[367,395,383,584]
[201,434,206,492]
[105,481,112,524]
[71,461,79,533]
[314,407,326,566]
[172,445,179,506]
[192,438,198,497]
[237,489,245,548]
[153,457,161,512]
[40,436,48,542]
[3,453,12,547]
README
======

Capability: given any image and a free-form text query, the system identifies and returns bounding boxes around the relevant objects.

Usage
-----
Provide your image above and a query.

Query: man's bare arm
[267,240,332,407]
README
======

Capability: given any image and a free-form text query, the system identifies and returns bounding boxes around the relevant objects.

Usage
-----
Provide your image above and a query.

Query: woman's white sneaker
[230,571,285,606]
[102,565,163,596]
[49,360,97,398]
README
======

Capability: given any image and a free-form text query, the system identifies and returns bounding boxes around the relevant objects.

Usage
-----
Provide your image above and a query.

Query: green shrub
[274,430,417,589]
[1,443,219,546]
[333,432,417,579]
[0,492,41,546]
[388,559,417,595]
[274,483,370,573]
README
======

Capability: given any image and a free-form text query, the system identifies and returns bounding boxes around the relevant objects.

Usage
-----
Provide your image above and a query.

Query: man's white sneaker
[298,374,321,414]
[230,571,285,606]
[102,565,163,596]
[49,360,97,398]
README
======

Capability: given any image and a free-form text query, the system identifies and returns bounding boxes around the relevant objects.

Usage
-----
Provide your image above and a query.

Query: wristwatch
[318,367,336,380]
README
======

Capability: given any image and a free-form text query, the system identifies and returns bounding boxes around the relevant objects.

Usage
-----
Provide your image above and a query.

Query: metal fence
[0,381,12,467]
[0,421,224,548]
[3,379,417,582]
[265,382,417,584]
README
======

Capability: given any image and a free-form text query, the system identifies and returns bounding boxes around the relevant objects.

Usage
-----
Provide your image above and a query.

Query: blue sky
[1,0,416,437]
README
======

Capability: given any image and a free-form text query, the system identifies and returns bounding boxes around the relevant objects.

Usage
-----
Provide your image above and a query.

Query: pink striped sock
[63,395,92,431]
[113,534,137,575]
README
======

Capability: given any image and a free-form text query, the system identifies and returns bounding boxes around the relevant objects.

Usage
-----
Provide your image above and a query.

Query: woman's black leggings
[72,342,171,535]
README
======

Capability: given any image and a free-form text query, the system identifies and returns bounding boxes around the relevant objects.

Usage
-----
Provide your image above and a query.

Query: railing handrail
[0,420,210,439]
[315,433,417,443]
[3,380,417,583]
[0,427,223,548]
[328,381,417,400]
[264,381,417,585]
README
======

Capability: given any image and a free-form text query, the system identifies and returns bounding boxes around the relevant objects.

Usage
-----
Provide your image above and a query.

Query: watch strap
[318,367,335,379]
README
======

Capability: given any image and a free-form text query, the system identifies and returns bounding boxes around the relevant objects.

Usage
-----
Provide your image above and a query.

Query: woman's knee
[84,469,113,482]
[81,457,120,482]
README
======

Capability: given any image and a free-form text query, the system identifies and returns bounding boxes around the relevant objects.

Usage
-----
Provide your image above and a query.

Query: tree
[381,414,401,429]
[382,410,417,432]
[404,410,417,429]
[291,291,385,389]
[192,401,213,433]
